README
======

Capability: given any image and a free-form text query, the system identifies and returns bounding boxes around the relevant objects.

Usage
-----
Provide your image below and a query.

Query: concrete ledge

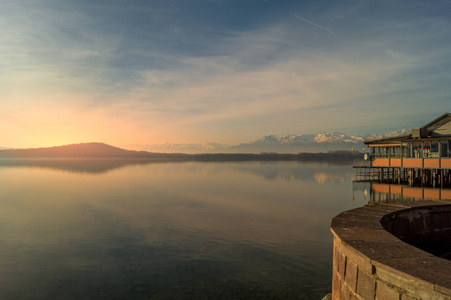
[330,200,451,300]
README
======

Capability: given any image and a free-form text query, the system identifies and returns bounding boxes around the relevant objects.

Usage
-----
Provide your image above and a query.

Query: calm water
[0,160,367,299]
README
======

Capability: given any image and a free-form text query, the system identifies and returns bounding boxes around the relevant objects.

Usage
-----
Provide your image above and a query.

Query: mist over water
[0,160,367,299]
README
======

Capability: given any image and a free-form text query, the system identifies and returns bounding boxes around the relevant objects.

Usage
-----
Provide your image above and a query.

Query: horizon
[0,141,366,158]
[1,1,450,152]
[0,128,408,154]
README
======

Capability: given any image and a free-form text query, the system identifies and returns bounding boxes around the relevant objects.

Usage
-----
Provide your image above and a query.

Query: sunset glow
[1,1,450,152]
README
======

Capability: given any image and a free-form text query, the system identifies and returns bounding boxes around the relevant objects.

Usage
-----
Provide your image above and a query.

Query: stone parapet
[331,200,451,300]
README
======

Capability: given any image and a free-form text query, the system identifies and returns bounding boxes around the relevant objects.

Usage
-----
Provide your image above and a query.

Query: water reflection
[353,181,451,262]
[0,158,168,174]
[0,159,355,184]
[314,172,347,184]
[353,181,451,203]
[225,162,354,183]
[0,161,364,299]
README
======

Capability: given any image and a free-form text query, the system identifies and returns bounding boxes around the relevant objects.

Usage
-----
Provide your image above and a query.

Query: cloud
[117,40,420,132]
[1,1,451,148]
[288,12,333,33]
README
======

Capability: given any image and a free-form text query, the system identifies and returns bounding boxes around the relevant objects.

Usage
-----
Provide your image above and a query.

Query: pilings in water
[355,166,451,188]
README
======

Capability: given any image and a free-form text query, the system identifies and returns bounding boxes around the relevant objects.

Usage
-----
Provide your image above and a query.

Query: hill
[0,143,150,158]
[0,142,363,161]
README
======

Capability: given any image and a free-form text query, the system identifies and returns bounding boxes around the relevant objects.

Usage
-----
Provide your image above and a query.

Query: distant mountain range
[138,129,412,153]
[0,142,363,161]
[0,129,410,156]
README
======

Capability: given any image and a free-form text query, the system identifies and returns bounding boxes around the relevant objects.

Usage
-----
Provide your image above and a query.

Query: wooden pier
[355,164,451,188]
[354,113,451,188]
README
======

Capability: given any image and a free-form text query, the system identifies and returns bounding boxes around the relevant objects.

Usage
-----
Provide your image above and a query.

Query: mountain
[231,132,363,153]
[0,142,363,161]
[136,129,411,153]
[0,129,411,157]
[140,129,409,154]
[231,130,411,153]
[0,142,153,158]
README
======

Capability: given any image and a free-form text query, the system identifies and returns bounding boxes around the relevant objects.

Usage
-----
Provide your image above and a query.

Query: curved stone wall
[331,201,451,300]
[381,205,451,256]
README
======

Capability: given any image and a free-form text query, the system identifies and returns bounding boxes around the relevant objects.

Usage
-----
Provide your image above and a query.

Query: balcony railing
[368,138,451,159]
[353,160,371,167]
[370,151,447,159]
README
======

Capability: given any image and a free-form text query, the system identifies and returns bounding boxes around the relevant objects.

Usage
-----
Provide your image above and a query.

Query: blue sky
[1,0,450,150]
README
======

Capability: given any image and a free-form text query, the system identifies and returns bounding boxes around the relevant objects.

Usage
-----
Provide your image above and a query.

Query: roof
[364,112,451,145]
[363,134,412,145]
[420,112,451,132]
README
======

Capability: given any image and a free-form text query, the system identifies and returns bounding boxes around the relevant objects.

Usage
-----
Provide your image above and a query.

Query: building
[354,113,451,186]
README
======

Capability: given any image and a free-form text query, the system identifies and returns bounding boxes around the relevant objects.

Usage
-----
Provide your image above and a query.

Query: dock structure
[354,113,451,187]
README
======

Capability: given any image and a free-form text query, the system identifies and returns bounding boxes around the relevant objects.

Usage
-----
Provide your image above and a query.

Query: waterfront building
[354,113,451,186]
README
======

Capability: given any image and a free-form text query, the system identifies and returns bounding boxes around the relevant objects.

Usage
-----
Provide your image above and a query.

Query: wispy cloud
[1,1,451,149]
[263,0,332,33]
[288,12,333,33]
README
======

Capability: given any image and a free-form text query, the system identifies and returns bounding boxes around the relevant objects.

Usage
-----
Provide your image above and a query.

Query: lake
[0,160,368,299]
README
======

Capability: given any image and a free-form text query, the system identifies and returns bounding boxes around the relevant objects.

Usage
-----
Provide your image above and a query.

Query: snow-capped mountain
[245,132,365,146]
[231,132,362,153]
[249,132,362,145]
[137,129,410,153]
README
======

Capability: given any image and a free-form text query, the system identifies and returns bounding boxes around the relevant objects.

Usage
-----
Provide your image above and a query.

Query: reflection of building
[354,181,451,203]
[314,172,345,184]
[354,113,451,187]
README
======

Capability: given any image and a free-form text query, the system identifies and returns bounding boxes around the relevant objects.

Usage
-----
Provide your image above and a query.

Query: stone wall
[331,201,451,300]
[381,205,451,245]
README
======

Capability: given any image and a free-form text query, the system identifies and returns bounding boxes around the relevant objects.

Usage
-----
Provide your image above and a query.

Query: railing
[370,152,446,159]
[353,160,371,167]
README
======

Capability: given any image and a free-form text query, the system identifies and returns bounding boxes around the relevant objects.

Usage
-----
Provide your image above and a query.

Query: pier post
[432,170,436,188]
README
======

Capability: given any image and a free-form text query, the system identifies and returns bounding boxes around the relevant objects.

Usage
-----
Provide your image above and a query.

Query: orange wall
[371,158,450,168]
[403,159,422,168]
[424,159,439,168]
[442,158,451,169]
[390,158,401,167]
[372,158,389,167]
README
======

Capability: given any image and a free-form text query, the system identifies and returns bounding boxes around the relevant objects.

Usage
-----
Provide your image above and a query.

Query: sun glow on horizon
[1,1,450,152]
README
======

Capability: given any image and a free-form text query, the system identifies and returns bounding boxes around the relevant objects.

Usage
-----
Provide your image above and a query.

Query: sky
[1,0,450,151]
